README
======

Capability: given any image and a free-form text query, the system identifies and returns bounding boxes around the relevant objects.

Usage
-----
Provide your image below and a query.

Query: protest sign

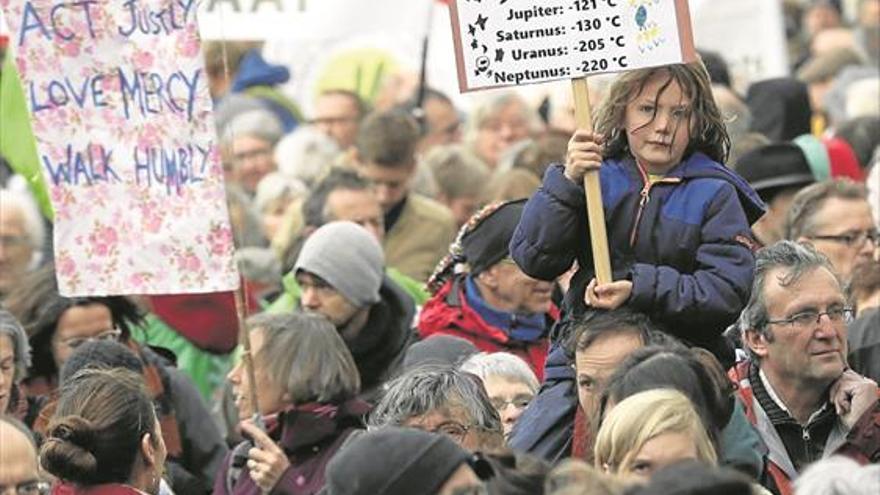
[0,0,239,297]
[450,0,696,92]
[690,0,789,92]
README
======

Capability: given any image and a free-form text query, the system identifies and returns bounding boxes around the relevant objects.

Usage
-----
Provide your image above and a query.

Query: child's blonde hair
[593,389,717,476]
[594,62,730,165]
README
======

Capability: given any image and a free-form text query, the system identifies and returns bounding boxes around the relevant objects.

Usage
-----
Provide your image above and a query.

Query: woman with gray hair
[368,365,505,452]
[464,91,543,170]
[0,309,37,423]
[220,108,285,194]
[217,312,368,495]
[461,352,539,438]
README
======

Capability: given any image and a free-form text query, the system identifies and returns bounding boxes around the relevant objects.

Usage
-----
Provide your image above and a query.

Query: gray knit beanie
[294,221,384,308]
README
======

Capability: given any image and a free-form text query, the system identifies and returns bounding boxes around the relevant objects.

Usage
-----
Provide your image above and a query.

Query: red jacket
[418,276,557,380]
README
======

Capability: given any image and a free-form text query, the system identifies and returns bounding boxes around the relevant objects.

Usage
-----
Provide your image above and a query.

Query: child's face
[623,72,693,174]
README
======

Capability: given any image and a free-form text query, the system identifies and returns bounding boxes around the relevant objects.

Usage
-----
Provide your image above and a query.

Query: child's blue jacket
[510,152,766,357]
[507,152,766,461]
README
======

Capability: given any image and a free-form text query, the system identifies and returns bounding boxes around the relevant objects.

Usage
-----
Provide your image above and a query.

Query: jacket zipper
[628,162,681,247]
[629,182,651,247]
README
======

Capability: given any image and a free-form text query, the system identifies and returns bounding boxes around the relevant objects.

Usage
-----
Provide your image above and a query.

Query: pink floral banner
[1,0,239,296]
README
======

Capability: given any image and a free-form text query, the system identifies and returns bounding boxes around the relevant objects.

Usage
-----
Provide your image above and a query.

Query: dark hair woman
[6,265,227,494]
[40,368,167,495]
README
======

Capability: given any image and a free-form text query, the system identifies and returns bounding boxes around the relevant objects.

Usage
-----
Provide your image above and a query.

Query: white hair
[0,188,45,268]
[460,352,539,393]
[273,126,341,187]
[253,172,308,213]
[795,456,880,495]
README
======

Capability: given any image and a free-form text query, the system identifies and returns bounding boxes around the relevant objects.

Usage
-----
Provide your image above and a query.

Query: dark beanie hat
[733,143,815,200]
[402,334,479,371]
[461,199,526,275]
[324,428,478,495]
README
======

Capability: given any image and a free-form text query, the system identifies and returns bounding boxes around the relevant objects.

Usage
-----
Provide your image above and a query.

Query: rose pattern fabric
[1,0,239,296]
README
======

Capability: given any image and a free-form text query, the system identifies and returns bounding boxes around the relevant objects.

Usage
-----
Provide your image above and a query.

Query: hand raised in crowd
[241,421,291,494]
[830,370,879,430]
[584,278,632,310]
[564,130,605,184]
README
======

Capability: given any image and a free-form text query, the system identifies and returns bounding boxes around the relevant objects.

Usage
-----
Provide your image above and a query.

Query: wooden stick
[233,285,261,425]
[571,78,613,284]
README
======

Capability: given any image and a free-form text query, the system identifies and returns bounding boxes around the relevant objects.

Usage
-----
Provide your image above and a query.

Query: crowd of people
[1,0,880,494]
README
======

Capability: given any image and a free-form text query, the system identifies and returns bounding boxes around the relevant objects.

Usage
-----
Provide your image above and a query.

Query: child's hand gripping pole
[571,78,613,284]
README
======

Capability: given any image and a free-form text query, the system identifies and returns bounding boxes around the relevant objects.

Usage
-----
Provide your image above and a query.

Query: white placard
[451,0,696,92]
[689,0,789,92]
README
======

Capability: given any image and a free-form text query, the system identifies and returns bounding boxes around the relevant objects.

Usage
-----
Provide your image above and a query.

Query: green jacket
[131,315,235,402]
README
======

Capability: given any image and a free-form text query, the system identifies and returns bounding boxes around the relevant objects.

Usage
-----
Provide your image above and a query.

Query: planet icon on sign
[635,5,647,29]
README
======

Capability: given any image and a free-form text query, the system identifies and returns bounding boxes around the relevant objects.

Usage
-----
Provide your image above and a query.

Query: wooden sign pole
[571,78,612,284]
[233,285,262,423]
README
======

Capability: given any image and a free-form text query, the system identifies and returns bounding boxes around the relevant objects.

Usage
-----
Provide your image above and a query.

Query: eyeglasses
[490,394,534,411]
[422,421,473,442]
[808,230,879,248]
[0,480,51,495]
[232,147,272,162]
[0,235,30,249]
[765,306,854,330]
[308,116,358,126]
[59,328,122,350]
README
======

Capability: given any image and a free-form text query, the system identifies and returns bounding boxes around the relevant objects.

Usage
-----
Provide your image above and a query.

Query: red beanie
[822,137,865,182]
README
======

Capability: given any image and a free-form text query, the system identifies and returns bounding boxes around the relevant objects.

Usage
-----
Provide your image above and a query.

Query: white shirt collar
[758,368,828,424]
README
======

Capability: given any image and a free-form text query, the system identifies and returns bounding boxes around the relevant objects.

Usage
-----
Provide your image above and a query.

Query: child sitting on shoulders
[510,62,765,363]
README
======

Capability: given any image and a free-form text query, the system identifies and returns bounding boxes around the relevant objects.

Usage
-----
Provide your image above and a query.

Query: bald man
[0,416,45,494]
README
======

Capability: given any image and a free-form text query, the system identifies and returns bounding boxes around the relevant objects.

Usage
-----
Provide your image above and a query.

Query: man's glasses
[0,235,30,249]
[308,116,357,126]
[765,306,854,330]
[59,328,123,350]
[0,480,51,495]
[232,147,272,162]
[808,230,879,248]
